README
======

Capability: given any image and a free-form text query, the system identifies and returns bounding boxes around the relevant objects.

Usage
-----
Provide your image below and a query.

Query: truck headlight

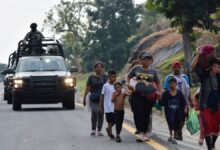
[64,78,74,87]
[14,79,23,88]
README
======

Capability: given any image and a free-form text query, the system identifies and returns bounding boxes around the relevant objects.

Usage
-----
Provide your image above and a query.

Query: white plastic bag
[85,92,91,112]
[129,77,137,90]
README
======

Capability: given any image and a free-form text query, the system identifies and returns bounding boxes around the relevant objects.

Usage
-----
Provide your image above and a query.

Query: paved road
[0,82,219,150]
[0,102,158,150]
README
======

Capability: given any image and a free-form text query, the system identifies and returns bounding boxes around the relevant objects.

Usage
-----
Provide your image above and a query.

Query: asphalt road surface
[0,82,219,150]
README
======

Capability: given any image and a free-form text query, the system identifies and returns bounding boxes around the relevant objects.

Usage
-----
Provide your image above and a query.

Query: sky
[0,0,146,64]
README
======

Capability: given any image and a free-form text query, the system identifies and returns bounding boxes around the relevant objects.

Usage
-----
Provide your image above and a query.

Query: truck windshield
[17,57,67,72]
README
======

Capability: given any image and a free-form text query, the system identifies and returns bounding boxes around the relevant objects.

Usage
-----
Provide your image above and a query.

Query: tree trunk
[182,27,193,75]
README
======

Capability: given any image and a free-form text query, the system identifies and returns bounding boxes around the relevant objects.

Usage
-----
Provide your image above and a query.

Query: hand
[83,99,86,107]
[157,91,162,99]
[196,48,202,56]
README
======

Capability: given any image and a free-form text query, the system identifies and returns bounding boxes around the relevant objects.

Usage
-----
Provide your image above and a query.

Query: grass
[74,73,91,97]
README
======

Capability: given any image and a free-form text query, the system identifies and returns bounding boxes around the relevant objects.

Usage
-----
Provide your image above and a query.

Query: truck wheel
[7,93,12,104]
[62,97,75,110]
[12,94,21,111]
[4,87,8,101]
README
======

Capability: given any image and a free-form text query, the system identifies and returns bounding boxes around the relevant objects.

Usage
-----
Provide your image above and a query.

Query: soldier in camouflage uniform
[23,23,44,55]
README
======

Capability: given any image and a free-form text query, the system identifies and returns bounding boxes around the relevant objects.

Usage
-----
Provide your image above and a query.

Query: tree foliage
[147,0,220,32]
[146,0,220,74]
[84,0,141,71]
[43,0,90,68]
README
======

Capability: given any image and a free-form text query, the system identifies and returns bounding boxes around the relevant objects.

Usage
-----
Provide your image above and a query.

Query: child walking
[112,82,130,142]
[100,70,117,139]
[161,77,187,144]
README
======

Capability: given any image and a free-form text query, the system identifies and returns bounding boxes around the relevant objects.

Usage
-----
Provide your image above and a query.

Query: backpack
[28,31,43,45]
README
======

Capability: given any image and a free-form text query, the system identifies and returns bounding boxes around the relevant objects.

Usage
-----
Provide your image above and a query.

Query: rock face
[128,28,183,67]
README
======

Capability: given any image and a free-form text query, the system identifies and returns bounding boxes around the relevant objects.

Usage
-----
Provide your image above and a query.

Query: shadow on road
[20,107,75,112]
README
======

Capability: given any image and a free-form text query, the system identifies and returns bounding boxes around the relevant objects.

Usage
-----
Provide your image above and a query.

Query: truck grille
[31,76,57,92]
[19,76,66,92]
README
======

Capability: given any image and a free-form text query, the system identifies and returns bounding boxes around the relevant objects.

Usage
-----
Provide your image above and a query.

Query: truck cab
[2,38,76,110]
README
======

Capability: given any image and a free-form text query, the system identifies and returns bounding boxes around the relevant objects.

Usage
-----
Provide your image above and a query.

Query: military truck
[2,38,76,110]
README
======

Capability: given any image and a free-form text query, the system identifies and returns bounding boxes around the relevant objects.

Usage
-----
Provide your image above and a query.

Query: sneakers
[116,135,121,142]
[136,133,144,142]
[90,130,96,136]
[90,130,103,136]
[143,134,150,141]
[97,131,104,136]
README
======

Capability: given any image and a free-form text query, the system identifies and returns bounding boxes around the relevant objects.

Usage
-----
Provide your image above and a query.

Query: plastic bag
[85,92,91,112]
[186,109,200,135]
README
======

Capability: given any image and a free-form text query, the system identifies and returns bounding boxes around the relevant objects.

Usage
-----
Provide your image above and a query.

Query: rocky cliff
[128,28,183,67]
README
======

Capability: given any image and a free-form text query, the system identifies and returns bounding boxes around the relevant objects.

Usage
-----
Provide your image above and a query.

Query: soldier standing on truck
[23,23,44,55]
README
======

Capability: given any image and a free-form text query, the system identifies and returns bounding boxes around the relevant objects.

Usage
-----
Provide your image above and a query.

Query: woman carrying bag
[83,62,108,136]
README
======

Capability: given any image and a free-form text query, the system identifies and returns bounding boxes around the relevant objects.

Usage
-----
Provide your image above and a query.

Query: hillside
[125,28,220,82]
[127,28,183,67]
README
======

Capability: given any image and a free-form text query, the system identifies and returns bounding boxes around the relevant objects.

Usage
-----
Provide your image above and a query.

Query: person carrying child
[100,70,117,139]
[112,82,130,142]
[161,77,187,144]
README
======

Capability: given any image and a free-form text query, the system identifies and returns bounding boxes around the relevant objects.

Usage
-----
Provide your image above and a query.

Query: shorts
[201,108,220,136]
[105,112,115,123]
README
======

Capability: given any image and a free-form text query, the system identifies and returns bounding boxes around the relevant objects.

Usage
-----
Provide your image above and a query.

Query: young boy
[112,82,130,142]
[161,77,187,144]
[100,70,117,139]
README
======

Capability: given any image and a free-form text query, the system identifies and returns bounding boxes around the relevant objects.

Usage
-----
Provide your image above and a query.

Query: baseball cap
[172,60,181,68]
[94,61,104,68]
[139,52,153,60]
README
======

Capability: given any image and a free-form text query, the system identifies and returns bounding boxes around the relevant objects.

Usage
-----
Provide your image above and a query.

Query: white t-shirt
[101,82,115,113]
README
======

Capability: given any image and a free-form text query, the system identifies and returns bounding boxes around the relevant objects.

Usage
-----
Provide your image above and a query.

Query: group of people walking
[83,45,220,150]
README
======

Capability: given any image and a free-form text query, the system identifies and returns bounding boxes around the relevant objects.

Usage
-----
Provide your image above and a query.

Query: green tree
[84,0,141,71]
[146,0,220,74]
[43,0,90,68]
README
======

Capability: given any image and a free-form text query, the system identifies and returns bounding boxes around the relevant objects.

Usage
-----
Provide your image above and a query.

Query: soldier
[23,23,44,55]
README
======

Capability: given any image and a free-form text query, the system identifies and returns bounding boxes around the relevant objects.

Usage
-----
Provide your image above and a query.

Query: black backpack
[28,31,42,45]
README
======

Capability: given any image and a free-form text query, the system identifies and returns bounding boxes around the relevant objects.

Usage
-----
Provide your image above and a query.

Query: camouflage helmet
[30,23,37,29]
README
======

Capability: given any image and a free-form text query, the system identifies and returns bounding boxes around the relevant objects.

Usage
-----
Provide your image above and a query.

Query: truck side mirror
[1,69,15,75]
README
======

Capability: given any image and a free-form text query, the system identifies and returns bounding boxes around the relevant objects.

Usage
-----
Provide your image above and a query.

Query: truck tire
[7,93,12,104]
[12,93,21,111]
[62,96,75,110]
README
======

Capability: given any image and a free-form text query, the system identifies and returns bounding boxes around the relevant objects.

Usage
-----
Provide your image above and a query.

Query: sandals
[168,137,177,144]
